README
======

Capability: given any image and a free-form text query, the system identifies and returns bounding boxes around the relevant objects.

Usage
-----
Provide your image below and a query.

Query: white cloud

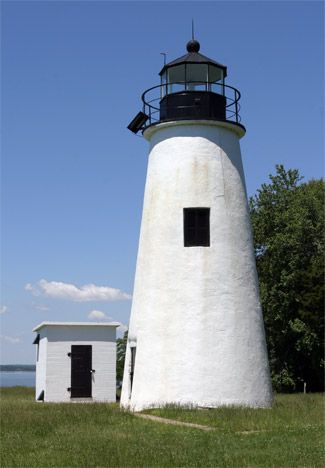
[88,310,107,321]
[87,311,128,336]
[34,304,50,312]
[0,334,21,344]
[0,305,7,315]
[25,279,131,302]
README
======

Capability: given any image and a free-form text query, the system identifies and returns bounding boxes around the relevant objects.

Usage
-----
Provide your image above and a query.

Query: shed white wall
[37,326,116,402]
[121,121,272,411]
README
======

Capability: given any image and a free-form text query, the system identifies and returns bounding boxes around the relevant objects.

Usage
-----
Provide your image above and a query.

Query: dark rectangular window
[184,208,210,247]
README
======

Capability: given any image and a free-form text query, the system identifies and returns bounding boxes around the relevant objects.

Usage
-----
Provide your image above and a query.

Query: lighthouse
[121,38,272,411]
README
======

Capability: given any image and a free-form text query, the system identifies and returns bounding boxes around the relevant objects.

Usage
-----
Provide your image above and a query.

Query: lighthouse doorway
[130,346,137,392]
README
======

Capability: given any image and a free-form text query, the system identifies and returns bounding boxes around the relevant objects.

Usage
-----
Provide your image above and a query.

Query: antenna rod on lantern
[160,52,167,66]
[192,19,194,40]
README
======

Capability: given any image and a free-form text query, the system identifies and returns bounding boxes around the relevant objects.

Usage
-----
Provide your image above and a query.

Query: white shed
[33,322,119,402]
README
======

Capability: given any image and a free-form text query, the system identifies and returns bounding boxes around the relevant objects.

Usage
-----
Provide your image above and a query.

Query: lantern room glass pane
[186,64,208,91]
[167,65,186,83]
[161,72,167,98]
[167,65,186,94]
[208,65,224,93]
[208,65,223,83]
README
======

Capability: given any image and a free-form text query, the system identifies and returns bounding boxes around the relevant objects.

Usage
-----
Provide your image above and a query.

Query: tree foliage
[116,330,128,382]
[250,165,324,392]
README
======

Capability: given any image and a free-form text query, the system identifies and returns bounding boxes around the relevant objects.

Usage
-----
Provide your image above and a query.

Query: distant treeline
[0,365,36,372]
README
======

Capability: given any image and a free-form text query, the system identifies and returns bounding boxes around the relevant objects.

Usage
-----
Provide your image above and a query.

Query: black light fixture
[127,111,149,134]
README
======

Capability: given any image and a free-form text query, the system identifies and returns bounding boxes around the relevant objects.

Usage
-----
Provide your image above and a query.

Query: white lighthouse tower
[121,38,272,411]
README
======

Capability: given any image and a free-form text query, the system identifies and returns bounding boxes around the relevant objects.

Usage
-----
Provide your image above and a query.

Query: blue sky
[1,1,324,364]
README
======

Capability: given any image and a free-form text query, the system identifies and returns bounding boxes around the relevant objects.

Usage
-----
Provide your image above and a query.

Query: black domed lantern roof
[159,39,227,79]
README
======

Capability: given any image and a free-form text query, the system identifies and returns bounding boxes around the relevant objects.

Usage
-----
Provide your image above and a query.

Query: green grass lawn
[1,388,324,467]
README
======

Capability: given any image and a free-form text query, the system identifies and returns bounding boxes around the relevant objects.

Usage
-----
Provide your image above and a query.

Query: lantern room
[127,38,244,134]
[159,39,227,96]
[159,39,228,122]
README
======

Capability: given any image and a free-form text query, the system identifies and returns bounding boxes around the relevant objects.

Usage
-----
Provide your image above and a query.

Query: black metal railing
[141,81,242,128]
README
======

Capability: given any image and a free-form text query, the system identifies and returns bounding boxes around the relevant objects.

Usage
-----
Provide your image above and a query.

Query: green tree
[116,330,128,382]
[250,165,324,392]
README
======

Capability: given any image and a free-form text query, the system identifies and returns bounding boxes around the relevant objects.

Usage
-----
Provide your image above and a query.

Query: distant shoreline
[0,365,36,372]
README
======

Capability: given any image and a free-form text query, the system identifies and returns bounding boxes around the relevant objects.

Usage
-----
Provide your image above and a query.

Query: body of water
[0,371,36,387]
